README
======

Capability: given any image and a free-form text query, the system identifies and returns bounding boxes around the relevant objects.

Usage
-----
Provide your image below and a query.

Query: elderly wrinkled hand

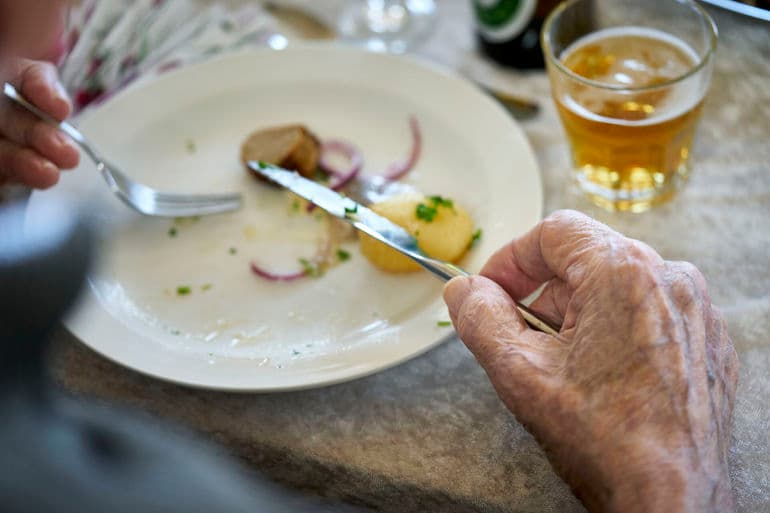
[443,210,738,513]
[1,59,79,189]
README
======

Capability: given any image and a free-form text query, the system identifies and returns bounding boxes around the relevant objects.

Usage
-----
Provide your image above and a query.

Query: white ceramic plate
[27,45,542,391]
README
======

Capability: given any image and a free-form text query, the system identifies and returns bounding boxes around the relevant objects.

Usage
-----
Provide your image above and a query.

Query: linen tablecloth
[49,1,770,511]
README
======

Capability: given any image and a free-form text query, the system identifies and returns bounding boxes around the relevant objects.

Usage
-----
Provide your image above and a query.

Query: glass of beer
[542,0,717,212]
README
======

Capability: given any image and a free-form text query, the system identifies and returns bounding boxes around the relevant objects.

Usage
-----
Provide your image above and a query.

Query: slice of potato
[359,193,475,273]
[240,124,320,178]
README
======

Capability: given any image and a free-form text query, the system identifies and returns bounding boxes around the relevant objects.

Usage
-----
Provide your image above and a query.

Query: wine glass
[338,0,437,54]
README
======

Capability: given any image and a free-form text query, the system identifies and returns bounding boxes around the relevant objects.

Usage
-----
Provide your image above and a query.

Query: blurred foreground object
[0,200,362,513]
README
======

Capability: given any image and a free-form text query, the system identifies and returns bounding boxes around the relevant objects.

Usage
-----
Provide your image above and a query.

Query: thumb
[443,275,560,416]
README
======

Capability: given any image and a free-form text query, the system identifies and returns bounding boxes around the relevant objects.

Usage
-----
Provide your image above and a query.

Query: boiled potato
[359,193,475,273]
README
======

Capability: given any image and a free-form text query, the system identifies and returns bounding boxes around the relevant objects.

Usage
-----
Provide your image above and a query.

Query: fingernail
[54,131,72,150]
[443,275,472,315]
[54,80,70,102]
[41,160,59,175]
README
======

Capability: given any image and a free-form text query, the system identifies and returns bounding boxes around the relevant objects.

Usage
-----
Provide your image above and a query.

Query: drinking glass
[338,0,437,54]
[542,0,718,212]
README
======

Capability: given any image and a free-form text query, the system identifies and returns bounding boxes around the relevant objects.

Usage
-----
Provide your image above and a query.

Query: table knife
[248,161,560,337]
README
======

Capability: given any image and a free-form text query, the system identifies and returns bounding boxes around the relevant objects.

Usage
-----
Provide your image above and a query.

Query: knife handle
[412,254,562,338]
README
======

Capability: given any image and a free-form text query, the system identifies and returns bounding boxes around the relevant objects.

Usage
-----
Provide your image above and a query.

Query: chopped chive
[415,203,437,222]
[185,138,196,153]
[436,320,452,327]
[173,216,200,225]
[176,286,191,296]
[344,204,358,217]
[291,199,300,211]
[291,349,301,356]
[168,226,178,237]
[314,168,329,182]
[470,228,483,248]
[298,258,322,277]
[228,247,237,255]
[337,249,351,262]
[201,283,212,291]
[429,195,454,211]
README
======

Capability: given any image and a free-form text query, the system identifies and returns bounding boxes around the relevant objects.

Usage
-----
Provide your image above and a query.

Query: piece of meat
[240,124,320,179]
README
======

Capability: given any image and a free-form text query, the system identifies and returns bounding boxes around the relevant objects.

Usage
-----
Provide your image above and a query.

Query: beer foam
[559,27,704,126]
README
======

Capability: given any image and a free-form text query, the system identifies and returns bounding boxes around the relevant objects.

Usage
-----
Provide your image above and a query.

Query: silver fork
[3,83,242,217]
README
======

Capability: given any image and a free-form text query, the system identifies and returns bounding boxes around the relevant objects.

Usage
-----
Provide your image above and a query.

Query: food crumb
[337,249,351,262]
[201,283,212,291]
[243,225,257,240]
[229,247,237,255]
[185,138,196,153]
[436,320,452,327]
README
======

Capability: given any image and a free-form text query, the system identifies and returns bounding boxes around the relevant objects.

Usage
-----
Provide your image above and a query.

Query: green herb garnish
[436,320,452,327]
[416,195,457,222]
[185,138,196,153]
[470,228,483,248]
[176,286,191,296]
[298,258,323,277]
[168,227,178,237]
[291,199,300,211]
[415,203,438,222]
[337,249,351,262]
[428,195,454,211]
[344,204,358,217]
[201,283,212,291]
[228,247,237,255]
[314,168,330,183]
[173,216,200,225]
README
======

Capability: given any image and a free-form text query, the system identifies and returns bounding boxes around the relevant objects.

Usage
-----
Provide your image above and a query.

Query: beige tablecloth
[50,1,770,511]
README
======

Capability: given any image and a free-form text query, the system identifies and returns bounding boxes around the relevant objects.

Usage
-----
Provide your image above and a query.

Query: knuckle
[454,285,518,345]
[541,209,587,238]
[607,239,661,279]
[666,260,708,304]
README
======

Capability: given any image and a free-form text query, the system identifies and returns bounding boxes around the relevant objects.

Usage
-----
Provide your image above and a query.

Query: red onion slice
[319,139,363,191]
[249,217,339,282]
[250,262,307,282]
[382,116,421,182]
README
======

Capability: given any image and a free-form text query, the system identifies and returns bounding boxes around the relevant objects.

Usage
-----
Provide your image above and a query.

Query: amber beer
[542,0,717,212]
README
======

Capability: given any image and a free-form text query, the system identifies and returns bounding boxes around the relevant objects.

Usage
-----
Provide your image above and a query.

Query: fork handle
[414,254,562,337]
[3,83,94,159]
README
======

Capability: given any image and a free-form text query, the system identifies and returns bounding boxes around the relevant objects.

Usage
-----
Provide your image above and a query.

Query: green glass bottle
[473,0,561,69]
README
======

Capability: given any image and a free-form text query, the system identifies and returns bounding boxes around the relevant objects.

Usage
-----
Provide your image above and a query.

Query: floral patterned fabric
[60,0,278,113]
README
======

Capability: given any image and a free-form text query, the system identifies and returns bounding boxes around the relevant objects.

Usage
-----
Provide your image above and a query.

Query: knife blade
[247,160,561,337]
[248,160,457,271]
